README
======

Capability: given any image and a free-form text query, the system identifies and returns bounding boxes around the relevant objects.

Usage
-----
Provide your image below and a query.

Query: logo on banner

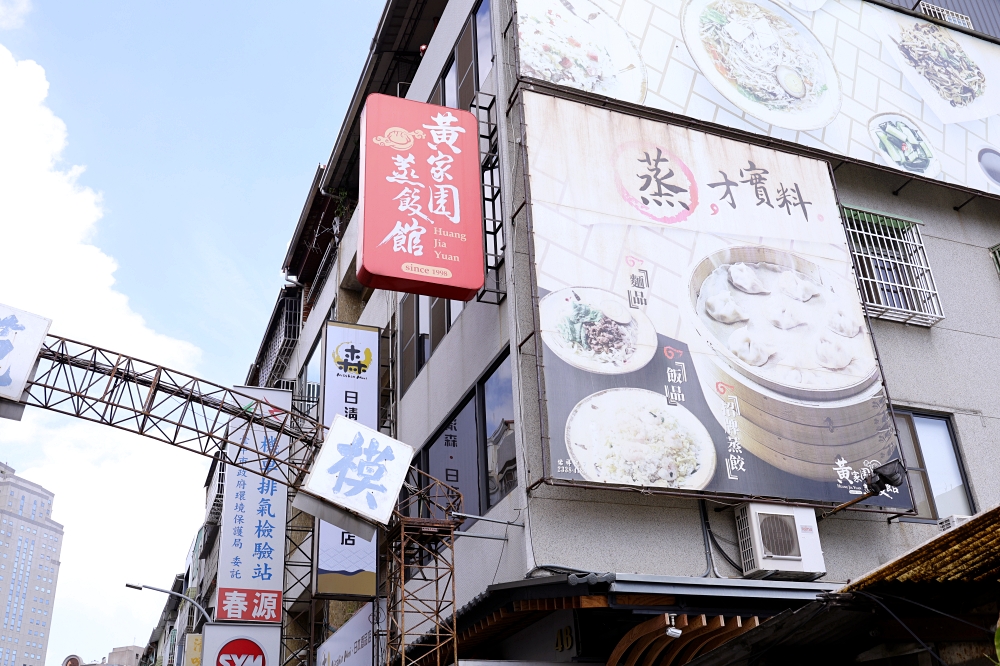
[217,639,266,666]
[333,342,373,376]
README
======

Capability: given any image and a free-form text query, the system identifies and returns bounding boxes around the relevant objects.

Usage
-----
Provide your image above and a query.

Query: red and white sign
[357,93,484,300]
[203,623,279,666]
[216,639,265,666]
[216,588,282,623]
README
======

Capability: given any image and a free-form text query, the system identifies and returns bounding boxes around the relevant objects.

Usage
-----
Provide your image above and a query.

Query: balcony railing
[916,1,973,29]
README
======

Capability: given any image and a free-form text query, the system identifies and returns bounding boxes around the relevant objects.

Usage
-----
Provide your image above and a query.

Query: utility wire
[877,593,993,633]
[855,591,948,666]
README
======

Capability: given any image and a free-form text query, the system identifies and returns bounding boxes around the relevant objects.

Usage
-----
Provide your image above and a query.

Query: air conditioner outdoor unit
[735,503,826,581]
[937,514,972,531]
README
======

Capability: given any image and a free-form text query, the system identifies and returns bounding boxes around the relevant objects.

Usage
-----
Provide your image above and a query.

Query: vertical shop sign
[357,93,484,300]
[317,322,380,597]
[323,323,380,428]
[216,386,290,623]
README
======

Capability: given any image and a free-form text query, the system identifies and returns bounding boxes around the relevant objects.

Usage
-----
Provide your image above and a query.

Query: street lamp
[125,583,213,626]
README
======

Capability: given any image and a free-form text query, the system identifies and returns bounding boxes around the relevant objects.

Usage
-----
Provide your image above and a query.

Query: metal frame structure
[20,335,328,666]
[19,333,464,666]
[382,469,464,666]
[473,92,506,306]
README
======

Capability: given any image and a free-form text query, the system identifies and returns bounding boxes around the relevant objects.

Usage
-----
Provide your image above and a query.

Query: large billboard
[516,0,1000,196]
[525,91,909,505]
[357,93,485,300]
[216,386,290,623]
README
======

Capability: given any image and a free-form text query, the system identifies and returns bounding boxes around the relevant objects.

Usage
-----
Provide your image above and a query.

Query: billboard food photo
[516,0,1000,195]
[525,92,909,506]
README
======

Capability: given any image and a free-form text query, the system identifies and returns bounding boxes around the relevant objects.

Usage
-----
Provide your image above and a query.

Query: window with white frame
[842,207,944,326]
[893,411,972,520]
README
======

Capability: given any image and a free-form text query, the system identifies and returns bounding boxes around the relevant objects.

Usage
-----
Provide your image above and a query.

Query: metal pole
[126,583,213,626]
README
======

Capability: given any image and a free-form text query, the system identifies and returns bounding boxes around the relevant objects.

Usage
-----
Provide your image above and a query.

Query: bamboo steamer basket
[686,246,890,474]
[737,426,897,481]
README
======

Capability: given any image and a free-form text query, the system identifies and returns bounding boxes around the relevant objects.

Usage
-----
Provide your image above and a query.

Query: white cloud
[0,43,210,662]
[0,0,30,30]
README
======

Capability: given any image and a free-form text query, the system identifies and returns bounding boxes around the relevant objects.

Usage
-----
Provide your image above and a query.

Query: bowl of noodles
[539,287,658,374]
[565,388,716,489]
[681,0,842,130]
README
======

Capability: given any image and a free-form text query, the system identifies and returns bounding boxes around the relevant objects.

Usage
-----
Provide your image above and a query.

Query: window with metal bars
[842,207,944,326]
[990,243,1000,279]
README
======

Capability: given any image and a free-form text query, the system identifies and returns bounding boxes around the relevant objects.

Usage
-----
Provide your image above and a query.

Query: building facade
[243,0,1000,662]
[0,463,63,666]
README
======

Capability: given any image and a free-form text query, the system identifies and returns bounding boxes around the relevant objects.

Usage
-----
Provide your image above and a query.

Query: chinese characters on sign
[357,94,484,300]
[0,304,51,403]
[303,416,414,526]
[525,93,909,507]
[216,386,289,623]
[316,322,381,597]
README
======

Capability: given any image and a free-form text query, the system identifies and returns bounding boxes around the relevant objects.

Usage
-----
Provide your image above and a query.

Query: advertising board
[515,0,1000,196]
[216,386,290,622]
[524,91,910,506]
[202,624,280,666]
[357,93,485,300]
[315,321,379,597]
[316,602,381,666]
[303,415,415,526]
[0,303,51,402]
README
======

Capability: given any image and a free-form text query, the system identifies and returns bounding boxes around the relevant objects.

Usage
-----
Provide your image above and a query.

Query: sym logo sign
[217,639,265,666]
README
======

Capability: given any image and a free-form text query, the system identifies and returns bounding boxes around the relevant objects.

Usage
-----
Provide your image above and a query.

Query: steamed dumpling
[828,307,862,338]
[706,290,749,324]
[777,271,822,302]
[728,325,777,366]
[728,263,769,294]
[765,296,807,330]
[816,333,854,370]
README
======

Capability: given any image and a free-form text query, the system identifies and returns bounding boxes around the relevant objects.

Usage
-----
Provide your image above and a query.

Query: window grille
[842,207,944,326]
[915,1,973,29]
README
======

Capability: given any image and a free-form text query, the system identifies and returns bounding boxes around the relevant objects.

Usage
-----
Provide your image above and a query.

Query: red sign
[217,639,266,666]
[216,587,282,623]
[357,93,485,300]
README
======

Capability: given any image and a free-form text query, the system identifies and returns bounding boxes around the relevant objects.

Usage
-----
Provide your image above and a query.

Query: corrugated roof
[842,504,1000,589]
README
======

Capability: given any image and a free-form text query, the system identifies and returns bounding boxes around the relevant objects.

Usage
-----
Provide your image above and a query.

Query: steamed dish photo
[517,0,646,102]
[870,116,937,175]
[695,258,876,392]
[893,22,985,108]
[698,0,828,113]
[540,287,657,374]
[565,389,714,489]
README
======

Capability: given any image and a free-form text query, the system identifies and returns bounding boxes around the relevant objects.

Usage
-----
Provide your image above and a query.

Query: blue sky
[2,0,382,383]
[0,0,382,661]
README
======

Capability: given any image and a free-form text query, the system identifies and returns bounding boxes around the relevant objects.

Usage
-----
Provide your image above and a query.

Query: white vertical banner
[216,386,291,623]
[323,322,380,428]
[0,303,51,402]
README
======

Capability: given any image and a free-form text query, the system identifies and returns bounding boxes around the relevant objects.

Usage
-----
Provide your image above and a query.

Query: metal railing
[842,207,945,327]
[916,1,973,29]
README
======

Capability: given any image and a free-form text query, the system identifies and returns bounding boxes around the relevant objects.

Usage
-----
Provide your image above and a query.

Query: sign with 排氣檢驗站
[215,385,290,623]
[356,93,484,300]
